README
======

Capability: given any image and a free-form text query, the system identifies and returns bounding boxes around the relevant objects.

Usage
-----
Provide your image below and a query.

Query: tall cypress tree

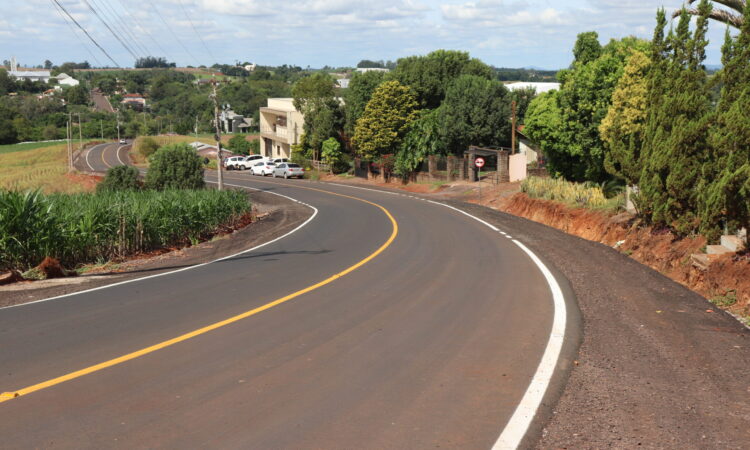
[700,2,750,240]
[639,2,714,234]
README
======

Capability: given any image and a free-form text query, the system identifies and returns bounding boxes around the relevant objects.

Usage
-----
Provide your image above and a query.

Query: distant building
[259,98,304,159]
[517,126,542,164]
[355,68,389,73]
[121,93,146,111]
[6,56,51,82]
[337,78,350,88]
[244,63,257,72]
[55,73,79,87]
[218,108,253,133]
[505,82,560,94]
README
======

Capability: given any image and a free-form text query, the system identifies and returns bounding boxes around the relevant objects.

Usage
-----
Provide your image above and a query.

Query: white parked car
[272,163,304,179]
[224,156,246,170]
[251,160,276,176]
[119,139,127,144]
[242,155,266,169]
[270,158,289,165]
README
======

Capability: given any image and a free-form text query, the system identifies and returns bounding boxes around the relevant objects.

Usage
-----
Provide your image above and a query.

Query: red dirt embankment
[500,193,750,319]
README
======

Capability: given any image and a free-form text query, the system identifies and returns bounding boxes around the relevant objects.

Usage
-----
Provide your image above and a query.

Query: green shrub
[0,188,250,271]
[97,165,141,192]
[249,139,260,155]
[521,176,624,212]
[145,143,205,190]
[228,135,252,155]
[138,137,161,159]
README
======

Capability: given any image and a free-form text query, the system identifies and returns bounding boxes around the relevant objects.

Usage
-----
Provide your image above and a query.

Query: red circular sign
[475,157,485,168]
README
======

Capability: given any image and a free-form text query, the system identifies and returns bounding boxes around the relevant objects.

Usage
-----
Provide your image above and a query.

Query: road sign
[475,157,485,168]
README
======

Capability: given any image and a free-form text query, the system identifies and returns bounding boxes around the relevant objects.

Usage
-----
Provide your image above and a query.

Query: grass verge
[521,176,624,213]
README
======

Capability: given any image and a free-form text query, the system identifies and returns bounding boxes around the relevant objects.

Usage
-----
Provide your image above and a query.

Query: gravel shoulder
[0,190,311,308]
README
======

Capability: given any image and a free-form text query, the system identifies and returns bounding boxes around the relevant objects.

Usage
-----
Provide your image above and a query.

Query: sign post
[475,157,485,205]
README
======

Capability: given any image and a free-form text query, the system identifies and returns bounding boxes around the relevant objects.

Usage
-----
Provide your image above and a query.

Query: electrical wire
[81,0,139,60]
[175,0,217,63]
[49,0,120,67]
[90,0,151,58]
[149,1,202,66]
[112,0,171,60]
[51,0,104,67]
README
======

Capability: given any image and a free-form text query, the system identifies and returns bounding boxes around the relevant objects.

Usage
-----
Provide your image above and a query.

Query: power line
[50,0,104,67]
[149,2,202,66]
[112,0,171,60]
[81,0,139,61]
[90,0,151,58]
[175,0,217,64]
[49,0,120,67]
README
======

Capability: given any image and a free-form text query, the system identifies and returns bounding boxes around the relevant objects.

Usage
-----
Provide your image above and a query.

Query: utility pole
[66,119,72,171]
[76,113,83,150]
[143,111,147,133]
[116,110,120,142]
[100,119,103,140]
[210,78,224,190]
[511,100,517,154]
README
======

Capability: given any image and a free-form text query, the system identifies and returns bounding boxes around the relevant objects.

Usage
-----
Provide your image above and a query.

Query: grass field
[0,140,98,193]
[130,134,259,166]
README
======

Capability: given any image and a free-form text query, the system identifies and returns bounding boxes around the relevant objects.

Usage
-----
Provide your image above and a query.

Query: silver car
[272,163,304,179]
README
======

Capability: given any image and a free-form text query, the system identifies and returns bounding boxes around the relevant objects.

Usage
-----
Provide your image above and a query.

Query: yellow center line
[101,144,112,169]
[0,181,398,404]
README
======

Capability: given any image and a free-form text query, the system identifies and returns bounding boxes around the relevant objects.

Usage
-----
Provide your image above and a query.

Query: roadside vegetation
[0,139,97,193]
[0,142,251,274]
[521,177,624,213]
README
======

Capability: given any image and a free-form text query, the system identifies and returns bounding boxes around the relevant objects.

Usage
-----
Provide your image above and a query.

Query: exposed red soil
[65,172,102,192]
[36,256,73,279]
[498,193,750,318]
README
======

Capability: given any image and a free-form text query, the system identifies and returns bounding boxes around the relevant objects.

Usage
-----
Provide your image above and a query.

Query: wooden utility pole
[66,119,72,171]
[210,78,224,190]
[76,113,83,150]
[116,110,120,142]
[511,100,517,154]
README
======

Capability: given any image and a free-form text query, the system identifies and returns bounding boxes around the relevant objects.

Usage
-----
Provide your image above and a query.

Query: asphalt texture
[80,141,130,172]
[0,172,567,448]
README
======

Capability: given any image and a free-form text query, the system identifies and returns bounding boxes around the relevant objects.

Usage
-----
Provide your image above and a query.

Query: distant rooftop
[505,82,560,93]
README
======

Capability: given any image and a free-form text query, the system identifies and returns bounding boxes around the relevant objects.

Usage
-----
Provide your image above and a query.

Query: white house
[355,67,389,73]
[506,82,560,94]
[259,98,304,159]
[55,73,79,87]
[6,56,51,82]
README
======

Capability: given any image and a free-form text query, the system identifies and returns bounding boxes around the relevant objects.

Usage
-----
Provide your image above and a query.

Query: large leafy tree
[675,0,745,28]
[352,80,419,160]
[395,109,444,175]
[600,49,652,185]
[390,50,493,109]
[343,70,386,136]
[439,75,512,154]
[524,32,648,182]
[639,3,714,234]
[699,1,750,240]
[292,73,343,159]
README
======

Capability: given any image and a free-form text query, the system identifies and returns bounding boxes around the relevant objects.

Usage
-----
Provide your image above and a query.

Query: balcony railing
[260,124,290,140]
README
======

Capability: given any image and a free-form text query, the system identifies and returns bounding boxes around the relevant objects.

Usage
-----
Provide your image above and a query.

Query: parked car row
[223,155,288,171]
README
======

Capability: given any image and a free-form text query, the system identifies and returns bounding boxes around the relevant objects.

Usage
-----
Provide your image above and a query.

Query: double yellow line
[1,181,398,404]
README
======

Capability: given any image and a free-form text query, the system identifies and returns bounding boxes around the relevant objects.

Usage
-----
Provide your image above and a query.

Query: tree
[0,118,17,144]
[42,124,59,140]
[699,1,750,240]
[439,75,512,154]
[135,57,175,68]
[600,50,652,185]
[321,137,343,172]
[145,143,205,190]
[390,50,493,109]
[524,91,569,177]
[228,134,252,155]
[64,85,89,105]
[292,73,342,159]
[674,0,745,28]
[44,60,53,70]
[524,33,648,182]
[395,109,444,175]
[138,137,161,159]
[639,3,714,234]
[351,80,419,160]
[97,165,141,192]
[344,70,386,136]
[509,87,538,124]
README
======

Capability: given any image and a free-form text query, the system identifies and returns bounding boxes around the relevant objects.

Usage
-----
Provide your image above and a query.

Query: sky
[0,0,732,70]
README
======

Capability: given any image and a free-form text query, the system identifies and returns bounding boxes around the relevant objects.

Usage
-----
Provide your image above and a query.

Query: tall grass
[0,141,98,193]
[0,189,250,271]
[521,176,624,212]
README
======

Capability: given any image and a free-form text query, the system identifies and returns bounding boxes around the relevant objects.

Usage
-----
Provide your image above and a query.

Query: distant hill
[494,67,559,82]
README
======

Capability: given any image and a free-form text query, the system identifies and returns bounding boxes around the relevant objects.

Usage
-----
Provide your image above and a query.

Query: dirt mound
[0,271,24,285]
[499,193,750,319]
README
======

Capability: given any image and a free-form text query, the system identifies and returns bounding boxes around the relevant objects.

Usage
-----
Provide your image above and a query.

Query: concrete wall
[519,139,538,164]
[509,153,527,182]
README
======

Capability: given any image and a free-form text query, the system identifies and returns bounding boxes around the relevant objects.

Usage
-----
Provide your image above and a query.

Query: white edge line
[421,199,565,450]
[85,143,103,172]
[116,145,126,166]
[1,183,318,310]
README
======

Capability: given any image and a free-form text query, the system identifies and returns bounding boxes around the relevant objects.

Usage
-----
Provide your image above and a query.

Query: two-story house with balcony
[259,98,304,159]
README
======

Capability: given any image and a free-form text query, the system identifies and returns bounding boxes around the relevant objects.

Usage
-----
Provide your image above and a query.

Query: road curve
[81,141,129,172]
[0,171,570,448]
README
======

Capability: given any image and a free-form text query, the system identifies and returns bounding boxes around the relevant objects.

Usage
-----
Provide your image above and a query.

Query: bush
[145,143,205,190]
[97,165,141,192]
[0,188,250,271]
[248,139,260,155]
[521,176,624,212]
[228,135,252,155]
[138,137,161,159]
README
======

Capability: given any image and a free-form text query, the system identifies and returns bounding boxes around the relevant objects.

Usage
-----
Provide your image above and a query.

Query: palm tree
[674,0,745,28]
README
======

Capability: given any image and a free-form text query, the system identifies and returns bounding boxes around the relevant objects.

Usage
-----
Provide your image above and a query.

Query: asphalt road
[0,170,572,448]
[81,141,130,172]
